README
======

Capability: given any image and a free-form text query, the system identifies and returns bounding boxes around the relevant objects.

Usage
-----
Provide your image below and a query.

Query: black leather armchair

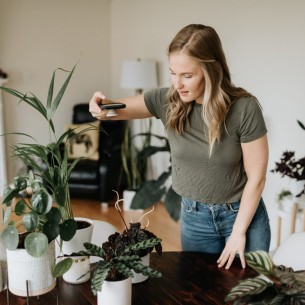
[67,103,126,203]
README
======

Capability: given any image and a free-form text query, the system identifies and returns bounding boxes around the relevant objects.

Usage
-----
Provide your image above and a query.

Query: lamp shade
[120,59,157,90]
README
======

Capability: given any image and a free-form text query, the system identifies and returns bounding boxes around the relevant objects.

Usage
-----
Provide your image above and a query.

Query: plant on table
[53,192,162,294]
[53,191,162,294]
[0,64,101,257]
[225,250,305,304]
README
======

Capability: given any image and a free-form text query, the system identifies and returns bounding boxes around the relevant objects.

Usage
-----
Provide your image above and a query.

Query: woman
[89,24,271,269]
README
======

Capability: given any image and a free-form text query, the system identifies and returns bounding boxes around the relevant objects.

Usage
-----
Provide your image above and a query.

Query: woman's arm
[217,134,269,269]
[89,91,152,120]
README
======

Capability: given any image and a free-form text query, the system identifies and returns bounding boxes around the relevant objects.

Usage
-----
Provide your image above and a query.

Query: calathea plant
[0,64,101,256]
[53,191,163,293]
[71,238,162,295]
[225,251,305,304]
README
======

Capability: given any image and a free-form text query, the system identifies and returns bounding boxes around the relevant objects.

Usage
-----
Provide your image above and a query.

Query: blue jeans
[181,197,271,253]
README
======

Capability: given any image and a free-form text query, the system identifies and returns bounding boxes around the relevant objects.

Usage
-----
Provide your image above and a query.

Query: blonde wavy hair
[166,24,252,155]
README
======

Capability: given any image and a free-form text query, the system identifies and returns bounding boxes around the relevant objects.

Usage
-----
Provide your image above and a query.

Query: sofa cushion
[65,120,100,160]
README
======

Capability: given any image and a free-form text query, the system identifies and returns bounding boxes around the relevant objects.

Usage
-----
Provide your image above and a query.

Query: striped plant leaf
[125,238,162,253]
[129,261,162,278]
[245,251,274,276]
[83,242,105,258]
[225,276,272,302]
[91,261,111,295]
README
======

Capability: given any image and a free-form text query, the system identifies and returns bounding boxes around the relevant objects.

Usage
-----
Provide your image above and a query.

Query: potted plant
[124,130,181,221]
[0,64,100,289]
[1,172,65,296]
[121,121,152,210]
[225,250,305,304]
[271,120,305,200]
[276,189,293,212]
[53,193,162,305]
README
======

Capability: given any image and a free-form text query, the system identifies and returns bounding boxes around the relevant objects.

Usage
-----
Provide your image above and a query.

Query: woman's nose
[174,78,183,89]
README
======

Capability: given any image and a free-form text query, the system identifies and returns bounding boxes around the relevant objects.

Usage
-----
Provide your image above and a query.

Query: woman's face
[169,52,205,104]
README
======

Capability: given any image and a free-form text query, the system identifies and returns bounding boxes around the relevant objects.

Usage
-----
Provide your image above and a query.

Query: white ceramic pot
[132,253,150,284]
[62,256,90,284]
[97,277,132,305]
[123,189,143,211]
[58,217,94,284]
[7,241,56,297]
[280,197,295,213]
[61,217,94,255]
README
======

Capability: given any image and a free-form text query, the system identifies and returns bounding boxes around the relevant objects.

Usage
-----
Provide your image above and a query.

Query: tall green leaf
[47,65,76,120]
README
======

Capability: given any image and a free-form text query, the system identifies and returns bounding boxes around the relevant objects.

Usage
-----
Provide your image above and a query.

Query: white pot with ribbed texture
[132,253,150,284]
[7,241,56,297]
[97,277,132,305]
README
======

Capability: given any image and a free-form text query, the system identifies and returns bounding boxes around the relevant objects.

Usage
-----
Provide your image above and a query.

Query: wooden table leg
[290,203,299,234]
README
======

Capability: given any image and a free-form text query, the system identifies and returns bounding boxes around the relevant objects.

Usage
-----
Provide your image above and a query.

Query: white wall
[1,0,305,250]
[0,0,112,179]
[110,0,305,250]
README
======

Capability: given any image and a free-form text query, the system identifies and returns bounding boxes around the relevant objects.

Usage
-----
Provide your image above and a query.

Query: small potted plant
[53,191,162,304]
[1,172,67,296]
[225,250,305,304]
[113,192,162,283]
[276,189,293,212]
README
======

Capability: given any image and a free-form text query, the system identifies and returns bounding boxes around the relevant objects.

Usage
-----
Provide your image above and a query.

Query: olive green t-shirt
[144,87,267,204]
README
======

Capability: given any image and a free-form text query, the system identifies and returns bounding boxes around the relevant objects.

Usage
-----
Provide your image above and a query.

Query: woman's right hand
[89,91,108,120]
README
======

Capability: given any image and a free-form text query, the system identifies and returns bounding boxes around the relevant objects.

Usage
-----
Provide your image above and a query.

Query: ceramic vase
[132,253,150,284]
[123,189,143,211]
[97,277,132,305]
[7,241,55,297]
[59,217,94,284]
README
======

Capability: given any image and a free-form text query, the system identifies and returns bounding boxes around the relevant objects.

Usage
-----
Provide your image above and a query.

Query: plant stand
[276,201,305,247]
[6,276,60,305]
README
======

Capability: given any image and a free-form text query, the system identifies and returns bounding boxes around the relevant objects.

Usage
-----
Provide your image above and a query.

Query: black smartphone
[100,102,126,110]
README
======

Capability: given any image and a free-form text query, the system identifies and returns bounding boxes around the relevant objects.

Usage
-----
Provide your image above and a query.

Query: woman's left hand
[217,232,246,269]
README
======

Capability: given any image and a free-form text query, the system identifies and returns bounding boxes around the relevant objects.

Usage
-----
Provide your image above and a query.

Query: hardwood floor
[71,198,182,251]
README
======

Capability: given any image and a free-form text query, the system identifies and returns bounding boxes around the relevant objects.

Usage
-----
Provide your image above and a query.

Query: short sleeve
[239,98,267,143]
[144,88,169,122]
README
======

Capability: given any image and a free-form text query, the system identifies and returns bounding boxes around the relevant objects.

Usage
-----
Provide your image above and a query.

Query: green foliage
[88,238,162,295]
[0,64,102,257]
[1,173,76,257]
[225,251,305,304]
[54,200,163,295]
[126,130,181,221]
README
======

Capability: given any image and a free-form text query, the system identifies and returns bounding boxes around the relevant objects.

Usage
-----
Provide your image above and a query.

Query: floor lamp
[120,58,158,185]
[120,57,158,139]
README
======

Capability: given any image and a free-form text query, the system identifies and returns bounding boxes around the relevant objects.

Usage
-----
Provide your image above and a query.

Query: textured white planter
[7,241,56,297]
[59,217,93,284]
[132,253,150,284]
[97,277,132,305]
